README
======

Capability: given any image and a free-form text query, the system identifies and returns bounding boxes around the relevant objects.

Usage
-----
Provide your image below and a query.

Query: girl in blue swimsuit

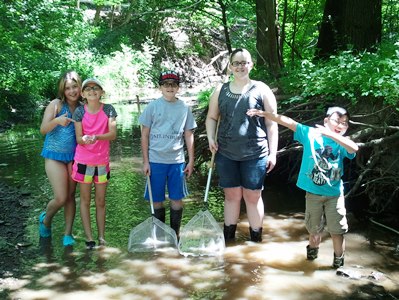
[39,70,82,246]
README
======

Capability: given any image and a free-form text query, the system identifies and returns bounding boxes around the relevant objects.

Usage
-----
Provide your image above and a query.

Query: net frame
[178,118,225,257]
[128,175,178,253]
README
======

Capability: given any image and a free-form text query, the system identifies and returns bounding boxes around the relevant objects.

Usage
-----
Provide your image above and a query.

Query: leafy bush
[91,40,159,100]
[279,39,399,106]
[196,88,213,109]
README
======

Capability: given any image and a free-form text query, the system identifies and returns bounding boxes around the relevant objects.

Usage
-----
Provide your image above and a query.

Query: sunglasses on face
[83,86,102,92]
[161,82,179,88]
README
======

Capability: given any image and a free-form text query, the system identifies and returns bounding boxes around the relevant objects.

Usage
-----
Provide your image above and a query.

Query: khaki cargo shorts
[305,192,348,235]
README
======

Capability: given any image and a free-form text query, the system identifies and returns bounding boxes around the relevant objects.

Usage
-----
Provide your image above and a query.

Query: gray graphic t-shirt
[139,97,197,164]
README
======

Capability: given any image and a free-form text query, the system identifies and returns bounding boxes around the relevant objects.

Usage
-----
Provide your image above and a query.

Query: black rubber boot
[170,208,183,238]
[224,224,237,242]
[153,207,166,223]
[249,227,263,242]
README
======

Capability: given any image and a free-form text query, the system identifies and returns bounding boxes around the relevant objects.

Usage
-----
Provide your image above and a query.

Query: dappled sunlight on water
[6,213,399,300]
[1,105,398,299]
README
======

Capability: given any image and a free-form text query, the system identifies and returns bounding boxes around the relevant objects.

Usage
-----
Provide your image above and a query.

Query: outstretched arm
[247,109,298,132]
[315,124,359,153]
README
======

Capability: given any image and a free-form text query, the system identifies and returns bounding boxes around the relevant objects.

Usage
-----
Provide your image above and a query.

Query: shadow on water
[0,102,398,299]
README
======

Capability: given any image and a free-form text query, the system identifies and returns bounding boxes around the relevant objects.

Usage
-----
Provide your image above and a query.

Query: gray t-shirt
[218,82,269,161]
[139,97,197,164]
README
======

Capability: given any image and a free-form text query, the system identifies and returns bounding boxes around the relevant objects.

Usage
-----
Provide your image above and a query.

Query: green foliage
[196,88,213,109]
[250,64,276,85]
[93,0,123,5]
[1,0,398,125]
[0,90,39,122]
[91,40,159,99]
[0,0,94,120]
[279,39,399,106]
[277,0,325,63]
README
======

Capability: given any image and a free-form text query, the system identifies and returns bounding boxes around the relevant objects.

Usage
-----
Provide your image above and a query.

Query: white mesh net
[128,216,178,252]
[178,210,225,257]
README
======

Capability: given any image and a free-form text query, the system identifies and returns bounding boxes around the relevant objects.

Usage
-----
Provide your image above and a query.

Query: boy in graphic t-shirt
[247,106,358,269]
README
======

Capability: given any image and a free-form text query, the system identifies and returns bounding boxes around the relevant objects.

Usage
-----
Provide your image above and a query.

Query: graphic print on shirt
[310,146,342,186]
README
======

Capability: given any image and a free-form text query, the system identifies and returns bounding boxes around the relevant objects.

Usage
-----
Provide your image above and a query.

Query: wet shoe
[63,235,75,246]
[98,238,106,247]
[332,253,345,269]
[306,245,319,260]
[39,212,51,238]
[85,240,96,250]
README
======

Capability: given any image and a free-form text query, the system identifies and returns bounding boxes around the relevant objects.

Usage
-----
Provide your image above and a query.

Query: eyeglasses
[161,82,179,88]
[83,86,102,92]
[329,118,349,127]
[231,61,251,67]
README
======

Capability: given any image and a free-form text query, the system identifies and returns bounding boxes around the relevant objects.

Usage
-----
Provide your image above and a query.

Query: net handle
[147,175,155,215]
[203,117,220,204]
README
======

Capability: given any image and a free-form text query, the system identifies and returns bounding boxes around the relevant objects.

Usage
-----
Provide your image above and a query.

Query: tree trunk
[256,0,282,78]
[316,0,382,58]
[94,5,103,26]
[217,0,232,54]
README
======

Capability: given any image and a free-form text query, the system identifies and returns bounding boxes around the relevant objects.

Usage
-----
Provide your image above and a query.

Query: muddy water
[0,102,398,299]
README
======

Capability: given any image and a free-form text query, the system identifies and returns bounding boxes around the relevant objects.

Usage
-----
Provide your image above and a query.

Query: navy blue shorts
[144,162,188,202]
[215,153,268,190]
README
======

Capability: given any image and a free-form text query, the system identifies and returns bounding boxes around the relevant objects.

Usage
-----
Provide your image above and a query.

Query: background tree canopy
[0,0,398,222]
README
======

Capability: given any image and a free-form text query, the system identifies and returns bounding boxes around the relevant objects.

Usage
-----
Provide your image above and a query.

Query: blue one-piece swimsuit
[41,102,77,163]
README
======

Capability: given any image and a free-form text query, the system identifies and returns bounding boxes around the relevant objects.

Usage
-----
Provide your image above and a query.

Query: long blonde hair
[57,70,82,103]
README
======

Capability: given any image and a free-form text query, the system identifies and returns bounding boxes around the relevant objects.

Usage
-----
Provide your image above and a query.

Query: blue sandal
[63,235,75,246]
[39,212,51,238]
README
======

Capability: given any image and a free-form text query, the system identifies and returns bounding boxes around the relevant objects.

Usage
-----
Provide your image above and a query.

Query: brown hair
[57,70,82,103]
[326,106,350,119]
[229,48,253,63]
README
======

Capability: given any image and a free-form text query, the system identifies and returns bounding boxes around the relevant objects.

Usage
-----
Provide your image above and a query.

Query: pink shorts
[72,162,110,184]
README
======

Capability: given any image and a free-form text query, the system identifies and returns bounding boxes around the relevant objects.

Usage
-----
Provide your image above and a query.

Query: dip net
[128,175,178,253]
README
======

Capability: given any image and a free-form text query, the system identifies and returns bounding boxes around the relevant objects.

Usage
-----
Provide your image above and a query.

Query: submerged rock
[336,267,386,281]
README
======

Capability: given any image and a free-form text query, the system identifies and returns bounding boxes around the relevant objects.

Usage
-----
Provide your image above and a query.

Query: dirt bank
[0,181,34,278]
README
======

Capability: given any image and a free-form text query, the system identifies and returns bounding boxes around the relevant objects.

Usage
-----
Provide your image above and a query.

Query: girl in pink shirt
[72,78,117,249]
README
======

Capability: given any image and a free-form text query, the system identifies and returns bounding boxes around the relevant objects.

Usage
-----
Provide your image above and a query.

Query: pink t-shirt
[73,103,117,165]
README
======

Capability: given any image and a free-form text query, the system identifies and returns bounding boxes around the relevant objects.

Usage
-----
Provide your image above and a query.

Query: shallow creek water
[0,102,398,299]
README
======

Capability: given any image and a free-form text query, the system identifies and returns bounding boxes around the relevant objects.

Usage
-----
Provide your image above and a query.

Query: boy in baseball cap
[139,70,197,238]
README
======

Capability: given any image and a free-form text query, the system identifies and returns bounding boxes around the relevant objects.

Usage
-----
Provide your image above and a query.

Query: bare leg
[43,159,69,228]
[153,202,164,209]
[170,199,183,210]
[80,183,93,241]
[63,162,77,236]
[223,187,242,225]
[308,233,322,248]
[331,234,345,256]
[242,188,264,229]
[94,183,107,241]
